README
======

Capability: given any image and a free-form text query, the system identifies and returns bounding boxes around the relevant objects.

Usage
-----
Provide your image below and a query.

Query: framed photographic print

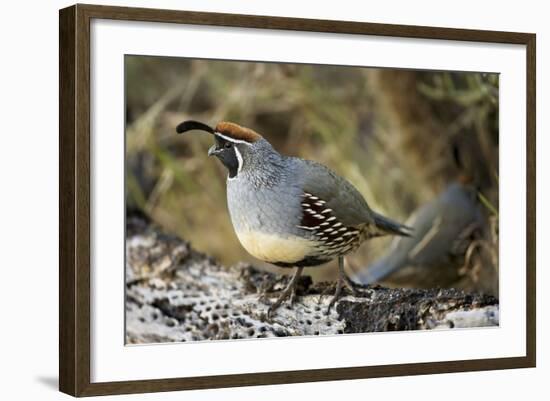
[59,4,536,397]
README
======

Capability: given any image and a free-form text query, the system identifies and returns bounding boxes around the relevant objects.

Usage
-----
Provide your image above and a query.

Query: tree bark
[125,212,499,343]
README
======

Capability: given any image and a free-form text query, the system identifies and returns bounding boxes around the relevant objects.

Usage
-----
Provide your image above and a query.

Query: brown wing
[297,192,361,256]
[299,159,375,227]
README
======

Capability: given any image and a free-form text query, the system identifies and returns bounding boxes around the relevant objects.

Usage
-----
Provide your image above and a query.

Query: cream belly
[235,229,316,264]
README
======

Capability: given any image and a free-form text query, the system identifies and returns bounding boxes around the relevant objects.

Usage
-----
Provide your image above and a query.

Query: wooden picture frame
[59,3,536,396]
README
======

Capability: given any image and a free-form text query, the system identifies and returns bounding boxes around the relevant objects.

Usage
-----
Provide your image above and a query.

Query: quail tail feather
[373,212,413,237]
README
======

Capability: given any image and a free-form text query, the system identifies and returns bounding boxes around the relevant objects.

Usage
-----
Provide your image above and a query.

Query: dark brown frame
[59,3,536,397]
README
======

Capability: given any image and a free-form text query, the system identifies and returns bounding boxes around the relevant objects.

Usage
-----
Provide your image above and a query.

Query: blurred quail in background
[177,120,411,315]
[353,180,485,289]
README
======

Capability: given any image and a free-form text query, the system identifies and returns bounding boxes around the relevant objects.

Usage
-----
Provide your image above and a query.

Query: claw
[317,283,333,305]
[266,266,304,318]
[326,257,359,315]
[289,288,297,305]
[258,291,269,303]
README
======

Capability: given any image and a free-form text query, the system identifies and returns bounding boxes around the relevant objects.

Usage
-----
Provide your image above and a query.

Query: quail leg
[267,266,304,317]
[327,257,360,314]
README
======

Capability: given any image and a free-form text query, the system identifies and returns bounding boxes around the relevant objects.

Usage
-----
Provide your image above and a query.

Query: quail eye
[224,142,232,149]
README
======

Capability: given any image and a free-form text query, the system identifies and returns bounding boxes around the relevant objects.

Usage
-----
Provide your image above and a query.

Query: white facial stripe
[214,132,252,145]
[234,146,243,174]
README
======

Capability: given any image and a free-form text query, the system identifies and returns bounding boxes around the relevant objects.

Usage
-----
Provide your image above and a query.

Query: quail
[352,180,484,288]
[176,120,411,315]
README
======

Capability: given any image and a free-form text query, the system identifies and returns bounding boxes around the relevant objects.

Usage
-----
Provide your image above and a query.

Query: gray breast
[226,166,326,265]
[226,170,303,236]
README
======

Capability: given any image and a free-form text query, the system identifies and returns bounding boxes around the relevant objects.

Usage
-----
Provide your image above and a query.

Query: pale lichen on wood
[125,212,499,344]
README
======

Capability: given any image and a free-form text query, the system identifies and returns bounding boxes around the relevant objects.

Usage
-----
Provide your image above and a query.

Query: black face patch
[210,137,240,178]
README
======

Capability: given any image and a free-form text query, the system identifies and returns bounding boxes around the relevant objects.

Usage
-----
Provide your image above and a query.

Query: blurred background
[125,55,499,296]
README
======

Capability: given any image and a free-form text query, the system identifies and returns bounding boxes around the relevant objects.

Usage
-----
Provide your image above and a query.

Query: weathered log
[125,213,499,344]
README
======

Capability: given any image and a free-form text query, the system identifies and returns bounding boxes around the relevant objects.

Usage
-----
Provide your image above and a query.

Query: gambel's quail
[177,120,411,315]
[353,180,484,288]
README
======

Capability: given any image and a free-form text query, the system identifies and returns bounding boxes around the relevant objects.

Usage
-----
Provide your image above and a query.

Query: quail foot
[177,120,411,316]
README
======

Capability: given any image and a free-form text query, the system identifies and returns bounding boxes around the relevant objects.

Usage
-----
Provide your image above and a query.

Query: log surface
[125,213,499,343]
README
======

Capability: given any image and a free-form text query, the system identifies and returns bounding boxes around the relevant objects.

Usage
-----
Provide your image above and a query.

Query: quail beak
[208,145,220,157]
